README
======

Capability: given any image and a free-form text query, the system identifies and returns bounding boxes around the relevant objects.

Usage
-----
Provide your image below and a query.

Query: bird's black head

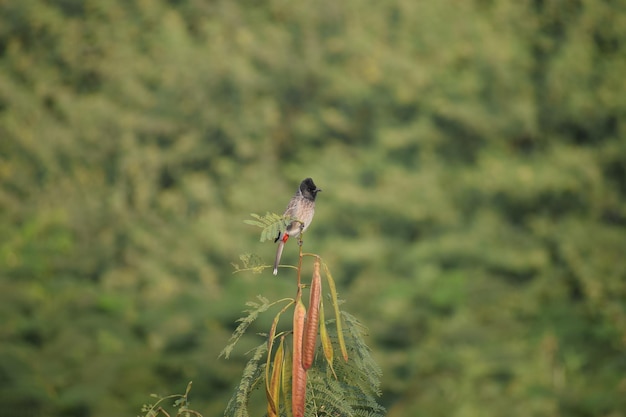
[300,178,321,201]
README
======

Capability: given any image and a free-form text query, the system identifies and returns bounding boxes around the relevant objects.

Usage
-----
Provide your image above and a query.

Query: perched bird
[273,178,322,275]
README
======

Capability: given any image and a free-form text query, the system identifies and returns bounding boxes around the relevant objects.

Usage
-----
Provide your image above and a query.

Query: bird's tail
[273,233,289,275]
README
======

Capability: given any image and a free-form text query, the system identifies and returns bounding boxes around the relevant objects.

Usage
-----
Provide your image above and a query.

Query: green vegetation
[1,0,625,416]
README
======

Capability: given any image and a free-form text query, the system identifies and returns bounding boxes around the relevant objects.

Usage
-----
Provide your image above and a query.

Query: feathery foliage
[231,253,266,274]
[335,312,383,397]
[226,212,384,416]
[244,213,295,243]
[305,312,385,417]
[139,382,203,417]
[219,296,272,359]
[223,343,268,417]
[223,305,384,417]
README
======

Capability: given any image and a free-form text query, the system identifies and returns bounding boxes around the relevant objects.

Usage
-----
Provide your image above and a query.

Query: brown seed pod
[292,299,307,417]
[302,257,322,370]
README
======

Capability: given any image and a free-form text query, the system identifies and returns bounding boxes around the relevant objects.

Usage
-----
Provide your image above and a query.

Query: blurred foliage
[0,0,625,416]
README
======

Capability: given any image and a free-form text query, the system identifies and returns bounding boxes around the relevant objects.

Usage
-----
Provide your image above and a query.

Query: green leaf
[244,213,294,243]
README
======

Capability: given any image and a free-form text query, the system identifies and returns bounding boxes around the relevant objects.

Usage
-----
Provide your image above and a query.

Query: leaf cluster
[223,308,384,417]
[223,343,268,417]
[244,213,294,243]
[305,312,385,417]
[139,382,203,417]
[220,296,273,360]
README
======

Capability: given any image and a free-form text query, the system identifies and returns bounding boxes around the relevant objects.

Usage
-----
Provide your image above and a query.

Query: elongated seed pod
[282,344,292,416]
[292,300,307,417]
[319,298,336,378]
[265,315,279,413]
[265,301,292,413]
[302,258,322,370]
[323,262,348,361]
[267,336,284,417]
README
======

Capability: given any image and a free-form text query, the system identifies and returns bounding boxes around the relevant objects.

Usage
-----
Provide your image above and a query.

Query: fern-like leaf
[244,212,293,243]
[340,312,383,397]
[304,311,385,417]
[231,253,265,274]
[224,342,267,417]
[219,296,271,359]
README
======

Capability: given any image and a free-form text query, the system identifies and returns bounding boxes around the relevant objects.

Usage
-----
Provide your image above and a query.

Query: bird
[273,178,322,275]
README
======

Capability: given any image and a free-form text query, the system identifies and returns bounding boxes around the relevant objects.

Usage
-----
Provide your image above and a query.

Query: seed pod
[292,300,307,417]
[265,302,291,413]
[267,336,284,417]
[319,298,336,378]
[282,345,292,415]
[302,258,322,370]
[323,262,348,361]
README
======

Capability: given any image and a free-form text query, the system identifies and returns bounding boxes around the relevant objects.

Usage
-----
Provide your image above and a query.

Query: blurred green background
[1,0,625,416]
